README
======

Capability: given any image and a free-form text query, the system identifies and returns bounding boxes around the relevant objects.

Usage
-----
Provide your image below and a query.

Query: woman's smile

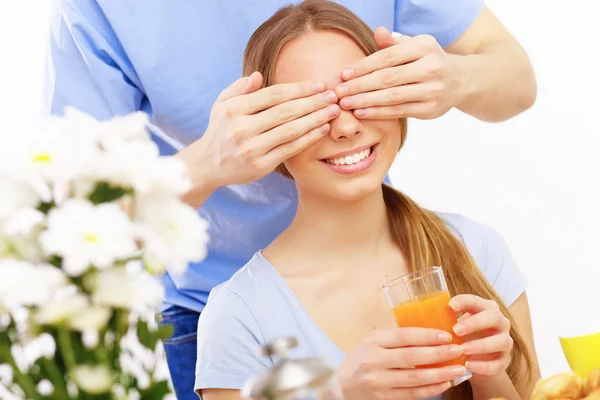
[320,143,379,175]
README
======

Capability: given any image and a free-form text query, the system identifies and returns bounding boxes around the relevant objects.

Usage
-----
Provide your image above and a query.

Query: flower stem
[0,343,42,400]
[57,326,77,372]
[40,357,70,399]
[112,309,128,364]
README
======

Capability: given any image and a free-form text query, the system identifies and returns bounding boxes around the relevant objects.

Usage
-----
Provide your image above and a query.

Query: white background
[0,0,598,381]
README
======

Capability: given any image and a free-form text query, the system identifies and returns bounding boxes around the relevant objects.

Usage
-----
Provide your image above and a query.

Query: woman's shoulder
[435,212,528,306]
[436,212,506,251]
[196,252,275,391]
[206,252,270,301]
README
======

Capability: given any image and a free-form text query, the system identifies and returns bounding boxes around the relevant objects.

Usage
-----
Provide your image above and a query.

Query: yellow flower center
[84,233,98,244]
[31,153,53,163]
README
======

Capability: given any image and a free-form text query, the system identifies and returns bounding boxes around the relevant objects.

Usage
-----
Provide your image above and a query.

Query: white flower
[92,268,164,311]
[0,260,67,310]
[120,353,150,390]
[82,331,100,348]
[35,293,89,325]
[135,196,209,275]
[64,107,150,150]
[0,364,13,385]
[39,199,138,276]
[68,306,111,332]
[37,380,53,396]
[72,365,113,395]
[1,209,46,263]
[90,141,191,196]
[18,334,56,370]
[1,116,100,185]
[0,174,40,223]
[4,232,45,264]
[2,208,45,236]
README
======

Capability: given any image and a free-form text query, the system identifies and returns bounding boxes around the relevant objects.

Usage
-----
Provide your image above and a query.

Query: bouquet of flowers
[0,108,209,399]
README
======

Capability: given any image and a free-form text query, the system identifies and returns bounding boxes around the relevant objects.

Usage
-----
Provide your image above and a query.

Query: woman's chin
[320,179,384,202]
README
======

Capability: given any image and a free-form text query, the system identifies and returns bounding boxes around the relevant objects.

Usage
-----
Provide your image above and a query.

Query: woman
[195,1,540,399]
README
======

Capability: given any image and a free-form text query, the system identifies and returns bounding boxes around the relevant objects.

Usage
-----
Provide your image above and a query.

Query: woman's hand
[337,327,468,400]
[449,294,514,386]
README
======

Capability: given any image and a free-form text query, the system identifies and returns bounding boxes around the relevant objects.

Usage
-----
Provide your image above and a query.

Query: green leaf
[88,182,131,205]
[47,255,63,268]
[140,380,172,399]
[37,201,55,214]
[158,324,174,341]
[137,320,156,350]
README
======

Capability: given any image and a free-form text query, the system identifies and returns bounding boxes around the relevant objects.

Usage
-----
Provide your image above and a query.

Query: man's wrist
[175,143,221,208]
[448,53,478,109]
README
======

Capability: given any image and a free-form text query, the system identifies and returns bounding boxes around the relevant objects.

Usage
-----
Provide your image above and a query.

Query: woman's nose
[329,109,363,140]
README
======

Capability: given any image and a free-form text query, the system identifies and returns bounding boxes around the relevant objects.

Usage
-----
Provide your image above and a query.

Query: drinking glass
[382,266,471,387]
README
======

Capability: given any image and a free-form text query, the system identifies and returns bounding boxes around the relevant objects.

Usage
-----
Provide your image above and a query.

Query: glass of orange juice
[382,266,471,387]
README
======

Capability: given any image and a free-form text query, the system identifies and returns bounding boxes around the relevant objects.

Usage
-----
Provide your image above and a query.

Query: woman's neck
[279,185,393,257]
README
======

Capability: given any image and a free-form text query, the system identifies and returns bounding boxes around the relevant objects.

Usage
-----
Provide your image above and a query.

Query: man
[45,0,536,398]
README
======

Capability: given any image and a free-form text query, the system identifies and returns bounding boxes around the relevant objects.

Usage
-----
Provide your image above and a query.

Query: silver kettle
[241,337,343,400]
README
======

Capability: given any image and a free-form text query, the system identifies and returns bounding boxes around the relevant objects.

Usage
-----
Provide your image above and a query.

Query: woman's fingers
[373,327,454,349]
[462,334,513,356]
[378,365,467,388]
[453,309,510,337]
[466,356,511,376]
[449,294,499,314]
[384,344,464,368]
[387,381,451,400]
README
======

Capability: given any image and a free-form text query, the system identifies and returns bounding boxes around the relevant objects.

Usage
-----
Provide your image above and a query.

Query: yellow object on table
[529,369,600,400]
[560,332,600,377]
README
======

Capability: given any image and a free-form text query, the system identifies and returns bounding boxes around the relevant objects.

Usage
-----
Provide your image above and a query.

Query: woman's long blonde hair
[243,1,533,398]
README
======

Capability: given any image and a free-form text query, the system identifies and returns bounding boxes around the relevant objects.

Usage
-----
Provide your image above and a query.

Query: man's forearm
[471,373,521,400]
[452,40,537,122]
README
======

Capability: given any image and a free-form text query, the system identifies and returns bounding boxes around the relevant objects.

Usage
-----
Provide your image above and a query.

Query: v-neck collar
[255,250,346,366]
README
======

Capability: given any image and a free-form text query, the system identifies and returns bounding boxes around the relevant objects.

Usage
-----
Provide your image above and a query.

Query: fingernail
[312,82,325,92]
[450,366,466,375]
[342,68,355,80]
[340,97,354,108]
[438,332,452,343]
[336,85,349,97]
[354,109,366,118]
[319,124,330,134]
[324,90,338,104]
[461,343,474,355]
[326,104,340,117]
[465,361,473,370]
[449,345,463,356]
[453,324,465,336]
[245,76,253,90]
[448,300,458,311]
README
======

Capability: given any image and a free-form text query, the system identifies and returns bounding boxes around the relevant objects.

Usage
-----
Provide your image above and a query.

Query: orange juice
[392,290,465,368]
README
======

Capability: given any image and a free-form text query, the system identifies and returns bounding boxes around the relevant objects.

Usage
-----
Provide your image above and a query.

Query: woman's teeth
[325,147,371,165]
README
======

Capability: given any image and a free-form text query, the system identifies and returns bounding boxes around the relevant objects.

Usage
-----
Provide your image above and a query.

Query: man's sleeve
[44,0,144,119]
[394,0,485,47]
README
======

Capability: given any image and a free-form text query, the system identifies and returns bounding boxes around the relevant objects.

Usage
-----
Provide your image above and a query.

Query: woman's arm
[469,292,541,400]
[200,389,240,400]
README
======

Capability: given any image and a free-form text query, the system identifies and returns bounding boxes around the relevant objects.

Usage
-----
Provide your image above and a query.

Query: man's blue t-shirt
[45,0,485,313]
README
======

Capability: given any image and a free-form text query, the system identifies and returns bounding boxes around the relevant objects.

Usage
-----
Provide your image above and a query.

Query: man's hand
[177,71,340,208]
[335,27,462,120]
